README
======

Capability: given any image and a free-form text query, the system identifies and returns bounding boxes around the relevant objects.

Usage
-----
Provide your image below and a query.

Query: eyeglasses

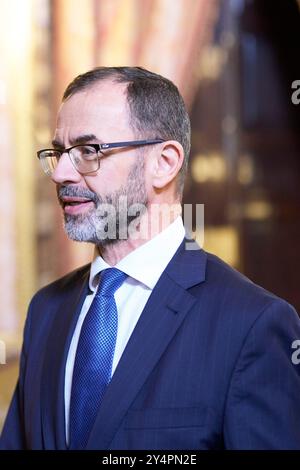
[37,139,165,176]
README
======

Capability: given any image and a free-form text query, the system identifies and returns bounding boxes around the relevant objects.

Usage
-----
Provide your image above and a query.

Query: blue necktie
[69,267,127,449]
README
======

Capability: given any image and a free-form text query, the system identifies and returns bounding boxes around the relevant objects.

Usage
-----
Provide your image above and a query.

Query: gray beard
[58,155,148,247]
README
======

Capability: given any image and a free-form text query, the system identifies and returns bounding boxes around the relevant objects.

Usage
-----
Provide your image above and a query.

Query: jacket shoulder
[201,251,297,320]
[30,263,90,307]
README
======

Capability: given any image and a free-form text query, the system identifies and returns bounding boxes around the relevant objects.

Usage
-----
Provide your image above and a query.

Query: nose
[51,152,82,185]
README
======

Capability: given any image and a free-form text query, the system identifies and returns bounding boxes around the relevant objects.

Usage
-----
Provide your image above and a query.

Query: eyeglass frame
[37,138,165,175]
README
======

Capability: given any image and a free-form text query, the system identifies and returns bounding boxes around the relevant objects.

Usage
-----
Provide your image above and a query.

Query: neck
[98,202,182,266]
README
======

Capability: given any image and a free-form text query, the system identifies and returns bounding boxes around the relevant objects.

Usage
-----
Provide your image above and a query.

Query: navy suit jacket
[1,240,300,449]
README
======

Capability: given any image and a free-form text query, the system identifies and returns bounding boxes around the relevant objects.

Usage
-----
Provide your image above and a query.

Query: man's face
[52,81,148,245]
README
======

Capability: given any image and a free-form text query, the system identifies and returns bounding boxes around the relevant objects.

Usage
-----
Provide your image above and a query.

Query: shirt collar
[89,216,186,291]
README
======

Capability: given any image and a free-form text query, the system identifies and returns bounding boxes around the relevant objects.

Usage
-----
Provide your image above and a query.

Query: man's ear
[152,140,184,190]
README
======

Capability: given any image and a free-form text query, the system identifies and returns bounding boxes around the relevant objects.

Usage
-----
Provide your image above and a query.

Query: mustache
[57,185,100,205]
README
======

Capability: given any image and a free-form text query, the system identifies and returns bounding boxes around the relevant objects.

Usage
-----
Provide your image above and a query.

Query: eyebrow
[51,134,99,148]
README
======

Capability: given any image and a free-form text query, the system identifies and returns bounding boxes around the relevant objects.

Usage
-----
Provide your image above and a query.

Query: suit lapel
[40,267,90,450]
[87,241,207,449]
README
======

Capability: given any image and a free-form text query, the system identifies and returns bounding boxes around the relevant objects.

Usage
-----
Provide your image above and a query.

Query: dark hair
[63,66,191,195]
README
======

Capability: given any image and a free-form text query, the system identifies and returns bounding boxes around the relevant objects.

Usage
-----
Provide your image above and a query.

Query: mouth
[60,197,94,215]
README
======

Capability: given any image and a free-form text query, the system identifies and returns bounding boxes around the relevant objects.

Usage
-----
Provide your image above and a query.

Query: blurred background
[1,0,300,429]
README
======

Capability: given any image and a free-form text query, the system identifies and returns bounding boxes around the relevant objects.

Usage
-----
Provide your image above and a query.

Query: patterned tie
[69,267,127,449]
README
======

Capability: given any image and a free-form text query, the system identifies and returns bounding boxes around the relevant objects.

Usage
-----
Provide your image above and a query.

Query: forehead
[56,81,130,134]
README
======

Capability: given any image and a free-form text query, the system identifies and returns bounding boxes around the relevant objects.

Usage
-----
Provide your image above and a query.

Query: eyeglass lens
[39,145,99,175]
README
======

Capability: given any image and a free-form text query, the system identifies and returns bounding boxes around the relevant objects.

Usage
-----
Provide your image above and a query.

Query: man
[1,66,300,450]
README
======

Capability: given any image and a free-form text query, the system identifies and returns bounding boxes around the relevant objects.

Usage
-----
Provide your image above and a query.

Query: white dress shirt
[64,216,185,442]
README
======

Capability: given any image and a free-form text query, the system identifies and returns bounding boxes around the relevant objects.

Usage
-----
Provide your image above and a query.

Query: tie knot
[97,268,127,297]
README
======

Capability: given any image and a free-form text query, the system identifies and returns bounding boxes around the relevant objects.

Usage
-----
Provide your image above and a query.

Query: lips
[60,197,94,215]
[61,196,92,206]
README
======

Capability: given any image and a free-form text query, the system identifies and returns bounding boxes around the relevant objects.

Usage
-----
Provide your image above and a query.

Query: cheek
[84,165,127,195]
